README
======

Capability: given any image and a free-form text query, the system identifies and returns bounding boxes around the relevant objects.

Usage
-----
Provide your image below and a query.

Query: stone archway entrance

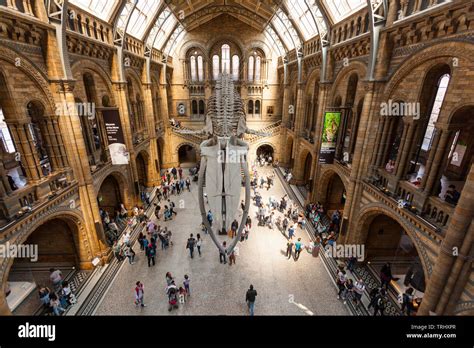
[5,217,84,315]
[358,211,427,304]
[256,144,274,166]
[136,152,148,188]
[323,172,346,212]
[98,175,123,218]
[178,144,197,167]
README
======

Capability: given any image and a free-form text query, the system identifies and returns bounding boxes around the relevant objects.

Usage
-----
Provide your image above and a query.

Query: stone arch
[329,61,367,104]
[245,40,273,60]
[317,168,348,210]
[135,150,150,187]
[177,142,198,166]
[125,68,144,97]
[0,47,56,113]
[178,40,210,61]
[96,171,132,211]
[353,204,432,279]
[70,60,116,107]
[0,209,89,303]
[384,41,474,101]
[207,35,245,59]
[157,137,165,166]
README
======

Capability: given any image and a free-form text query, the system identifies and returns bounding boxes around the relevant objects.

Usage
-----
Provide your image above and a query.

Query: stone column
[420,128,441,190]
[51,116,68,168]
[0,287,11,315]
[423,130,451,196]
[0,163,11,195]
[395,122,416,180]
[374,117,390,167]
[344,82,383,244]
[9,121,41,181]
[142,82,161,186]
[418,163,474,315]
[370,117,385,167]
[53,81,109,261]
[380,117,396,167]
[441,221,473,314]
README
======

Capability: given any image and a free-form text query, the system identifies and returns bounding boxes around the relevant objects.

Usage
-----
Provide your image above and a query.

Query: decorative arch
[70,60,116,107]
[0,208,88,295]
[384,41,474,101]
[0,47,56,112]
[317,167,349,203]
[354,204,433,278]
[329,62,367,104]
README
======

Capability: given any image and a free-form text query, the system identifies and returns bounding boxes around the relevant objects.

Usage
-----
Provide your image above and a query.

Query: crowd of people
[37,268,77,316]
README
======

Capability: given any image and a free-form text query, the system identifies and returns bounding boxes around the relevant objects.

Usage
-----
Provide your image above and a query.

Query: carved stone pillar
[374,117,390,167]
[395,122,416,180]
[9,121,41,181]
[419,163,474,315]
[420,128,441,190]
[424,130,451,196]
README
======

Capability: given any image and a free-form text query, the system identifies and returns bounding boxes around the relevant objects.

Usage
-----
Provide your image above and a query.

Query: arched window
[197,56,204,82]
[0,108,15,153]
[232,55,239,81]
[421,74,450,151]
[192,100,198,115]
[255,56,261,81]
[248,100,254,114]
[190,56,197,81]
[221,44,230,74]
[248,56,254,81]
[199,100,205,115]
[212,55,220,80]
[255,100,261,115]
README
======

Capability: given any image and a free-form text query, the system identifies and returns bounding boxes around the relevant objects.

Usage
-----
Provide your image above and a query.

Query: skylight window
[323,0,365,23]
[285,0,318,40]
[126,0,161,39]
[271,8,302,50]
[70,0,118,21]
[153,14,178,49]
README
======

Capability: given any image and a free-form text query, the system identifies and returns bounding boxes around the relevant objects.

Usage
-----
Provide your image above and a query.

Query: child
[178,286,186,303]
[183,275,191,296]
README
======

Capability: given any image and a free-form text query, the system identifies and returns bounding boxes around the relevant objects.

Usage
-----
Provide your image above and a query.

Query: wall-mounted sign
[319,111,341,164]
[102,109,129,165]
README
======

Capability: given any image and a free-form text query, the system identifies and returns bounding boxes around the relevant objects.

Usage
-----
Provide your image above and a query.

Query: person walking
[186,234,196,258]
[246,285,257,316]
[183,275,191,296]
[286,240,293,259]
[207,210,213,227]
[353,279,365,306]
[229,249,236,265]
[185,177,191,192]
[373,289,387,316]
[134,281,146,307]
[288,224,296,240]
[336,269,347,300]
[145,240,156,267]
[294,238,303,261]
[196,233,202,256]
[230,219,238,239]
[125,245,136,265]
[219,241,227,264]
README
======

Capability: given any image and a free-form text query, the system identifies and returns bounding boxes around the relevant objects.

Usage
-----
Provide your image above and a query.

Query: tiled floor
[95,167,349,316]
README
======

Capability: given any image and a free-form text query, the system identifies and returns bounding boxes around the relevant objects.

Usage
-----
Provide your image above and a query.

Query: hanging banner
[319,111,341,164]
[102,109,129,165]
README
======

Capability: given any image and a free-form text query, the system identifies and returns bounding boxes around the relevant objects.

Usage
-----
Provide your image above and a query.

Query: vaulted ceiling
[70,0,368,57]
